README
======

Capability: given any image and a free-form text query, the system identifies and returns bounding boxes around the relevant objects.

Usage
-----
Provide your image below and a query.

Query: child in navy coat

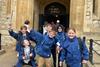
[59,28,89,67]
[16,39,36,67]
[29,28,57,67]
[8,24,30,55]
[43,23,57,67]
[56,24,66,67]
[24,20,31,32]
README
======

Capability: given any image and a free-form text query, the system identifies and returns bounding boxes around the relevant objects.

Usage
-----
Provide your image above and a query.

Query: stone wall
[0,0,100,46]
[83,0,100,40]
[84,0,100,33]
[34,0,39,30]
[70,0,85,36]
[0,0,16,46]
[16,0,34,30]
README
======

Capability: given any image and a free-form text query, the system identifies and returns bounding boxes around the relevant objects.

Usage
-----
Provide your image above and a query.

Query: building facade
[0,0,100,45]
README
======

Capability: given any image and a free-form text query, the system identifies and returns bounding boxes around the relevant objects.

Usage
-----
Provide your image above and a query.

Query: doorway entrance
[39,2,70,32]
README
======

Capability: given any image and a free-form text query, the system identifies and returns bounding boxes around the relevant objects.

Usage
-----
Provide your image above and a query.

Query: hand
[56,46,60,54]
[23,56,26,60]
[82,60,88,64]
[30,53,33,57]
[59,61,63,67]
[8,24,13,30]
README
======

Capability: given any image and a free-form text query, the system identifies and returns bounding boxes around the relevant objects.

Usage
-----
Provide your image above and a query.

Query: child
[60,28,89,67]
[43,23,57,67]
[56,24,66,67]
[29,28,57,67]
[24,20,31,32]
[56,24,66,47]
[8,24,30,54]
[43,23,53,35]
[16,39,36,67]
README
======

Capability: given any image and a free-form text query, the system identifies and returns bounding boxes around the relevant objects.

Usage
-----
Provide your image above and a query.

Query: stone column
[84,0,93,32]
[96,0,100,18]
[70,0,85,35]
[34,0,39,30]
[11,0,17,30]
[0,0,16,46]
[16,0,34,30]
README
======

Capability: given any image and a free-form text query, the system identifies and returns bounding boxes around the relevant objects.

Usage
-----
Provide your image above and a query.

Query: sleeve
[29,29,43,43]
[55,36,61,47]
[60,48,66,62]
[56,42,61,46]
[18,49,23,60]
[31,47,36,58]
[82,40,89,60]
[8,30,18,40]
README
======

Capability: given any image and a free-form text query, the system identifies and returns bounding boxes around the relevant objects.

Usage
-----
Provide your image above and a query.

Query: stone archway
[0,0,93,46]
[15,0,85,35]
[38,2,70,32]
[34,0,85,35]
[35,0,70,32]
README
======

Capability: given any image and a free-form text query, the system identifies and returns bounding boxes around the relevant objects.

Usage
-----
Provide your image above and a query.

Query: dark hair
[66,27,76,33]
[45,23,57,32]
[57,24,65,32]
[24,20,30,25]
[51,24,57,32]
[20,26,27,30]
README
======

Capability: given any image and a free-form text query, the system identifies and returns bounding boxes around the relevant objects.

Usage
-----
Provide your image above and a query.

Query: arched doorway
[39,2,70,32]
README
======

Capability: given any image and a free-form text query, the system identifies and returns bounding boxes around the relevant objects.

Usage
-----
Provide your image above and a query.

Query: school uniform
[16,45,36,67]
[29,29,57,67]
[60,36,89,67]
[8,30,30,52]
[56,32,66,47]
[56,32,66,67]
[43,31,57,67]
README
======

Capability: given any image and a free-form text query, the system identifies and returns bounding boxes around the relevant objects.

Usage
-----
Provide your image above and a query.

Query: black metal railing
[89,39,94,64]
[89,39,100,65]
[83,36,86,42]
[0,33,1,50]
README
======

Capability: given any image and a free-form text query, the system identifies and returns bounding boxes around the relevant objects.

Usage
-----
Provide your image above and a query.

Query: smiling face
[48,30,57,38]
[67,28,76,39]
[20,26,27,34]
[58,27,63,32]
[21,28,27,34]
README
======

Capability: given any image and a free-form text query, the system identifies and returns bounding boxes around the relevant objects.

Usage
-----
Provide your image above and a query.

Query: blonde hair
[66,27,76,33]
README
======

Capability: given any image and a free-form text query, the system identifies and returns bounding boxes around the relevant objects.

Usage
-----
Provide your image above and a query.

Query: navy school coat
[8,30,30,52]
[18,45,36,61]
[60,36,89,66]
[29,29,57,58]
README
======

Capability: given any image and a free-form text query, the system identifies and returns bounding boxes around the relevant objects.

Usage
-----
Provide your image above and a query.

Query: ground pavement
[0,44,100,67]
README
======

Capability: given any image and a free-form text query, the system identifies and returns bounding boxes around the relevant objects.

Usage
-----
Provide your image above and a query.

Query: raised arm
[8,24,18,40]
[29,29,43,43]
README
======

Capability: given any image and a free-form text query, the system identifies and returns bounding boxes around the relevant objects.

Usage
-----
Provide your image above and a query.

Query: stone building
[0,0,100,45]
